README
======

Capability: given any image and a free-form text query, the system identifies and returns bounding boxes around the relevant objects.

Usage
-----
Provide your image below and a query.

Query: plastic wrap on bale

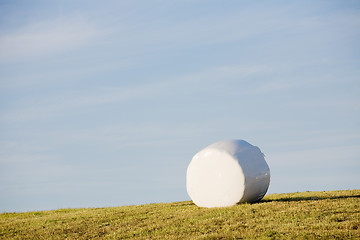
[186,139,270,208]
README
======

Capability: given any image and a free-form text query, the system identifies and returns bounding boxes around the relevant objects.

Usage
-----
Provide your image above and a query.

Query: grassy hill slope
[1,190,359,239]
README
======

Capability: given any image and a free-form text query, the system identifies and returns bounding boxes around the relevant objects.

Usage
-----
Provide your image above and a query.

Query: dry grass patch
[1,190,359,239]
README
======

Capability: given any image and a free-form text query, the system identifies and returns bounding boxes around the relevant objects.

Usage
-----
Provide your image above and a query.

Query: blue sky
[1,0,359,212]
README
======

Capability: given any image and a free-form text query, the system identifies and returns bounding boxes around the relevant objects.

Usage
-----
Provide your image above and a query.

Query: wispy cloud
[0,64,270,122]
[0,17,100,63]
[0,140,73,185]
[266,143,360,193]
[1,54,358,124]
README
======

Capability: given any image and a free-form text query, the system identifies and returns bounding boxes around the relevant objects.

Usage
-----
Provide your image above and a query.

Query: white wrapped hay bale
[186,139,270,208]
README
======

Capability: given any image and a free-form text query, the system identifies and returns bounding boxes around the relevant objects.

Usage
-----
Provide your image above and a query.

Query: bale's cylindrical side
[186,139,270,208]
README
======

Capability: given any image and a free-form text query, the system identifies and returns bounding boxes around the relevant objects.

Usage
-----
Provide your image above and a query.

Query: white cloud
[0,140,76,186]
[0,63,271,122]
[267,144,360,167]
[0,17,100,63]
[266,143,360,193]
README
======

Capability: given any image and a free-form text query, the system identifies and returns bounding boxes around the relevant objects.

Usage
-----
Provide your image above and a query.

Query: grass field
[1,190,359,239]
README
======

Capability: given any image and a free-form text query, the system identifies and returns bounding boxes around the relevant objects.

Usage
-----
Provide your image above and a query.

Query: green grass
[1,190,359,239]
